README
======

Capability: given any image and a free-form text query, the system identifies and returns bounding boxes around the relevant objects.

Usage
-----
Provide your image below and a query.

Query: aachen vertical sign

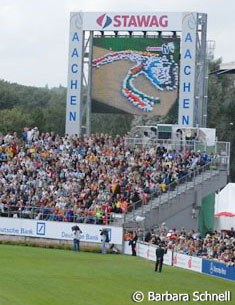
[66,12,84,135]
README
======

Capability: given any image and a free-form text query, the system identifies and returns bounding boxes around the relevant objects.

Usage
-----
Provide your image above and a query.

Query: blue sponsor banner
[202,259,235,281]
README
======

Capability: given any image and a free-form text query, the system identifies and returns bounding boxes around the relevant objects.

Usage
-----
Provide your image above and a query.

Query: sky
[0,0,234,88]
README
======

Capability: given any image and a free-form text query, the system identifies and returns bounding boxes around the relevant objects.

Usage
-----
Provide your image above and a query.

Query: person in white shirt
[72,226,82,251]
[100,228,110,254]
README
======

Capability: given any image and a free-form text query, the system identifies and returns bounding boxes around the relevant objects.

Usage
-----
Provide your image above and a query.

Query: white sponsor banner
[178,12,197,127]
[66,12,84,135]
[0,218,123,245]
[82,12,182,31]
[136,242,147,257]
[123,241,133,255]
[173,252,202,273]
[136,242,172,266]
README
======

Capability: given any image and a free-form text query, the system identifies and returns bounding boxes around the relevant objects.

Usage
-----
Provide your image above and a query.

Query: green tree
[91,113,133,136]
[0,107,34,134]
[207,59,235,181]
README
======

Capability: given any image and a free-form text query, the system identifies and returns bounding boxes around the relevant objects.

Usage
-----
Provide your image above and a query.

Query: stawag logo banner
[96,13,168,29]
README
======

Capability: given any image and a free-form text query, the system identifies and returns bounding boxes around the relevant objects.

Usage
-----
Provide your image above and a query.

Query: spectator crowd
[0,128,215,224]
[1,129,233,266]
[126,225,235,266]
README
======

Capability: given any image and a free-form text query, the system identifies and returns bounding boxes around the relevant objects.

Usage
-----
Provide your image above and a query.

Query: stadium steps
[112,167,227,229]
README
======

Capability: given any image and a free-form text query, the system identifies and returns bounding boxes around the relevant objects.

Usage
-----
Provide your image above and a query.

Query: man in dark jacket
[155,243,166,272]
[129,231,138,256]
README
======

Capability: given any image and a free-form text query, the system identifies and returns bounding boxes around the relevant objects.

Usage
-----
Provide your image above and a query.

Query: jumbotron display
[91,37,180,115]
[66,12,207,134]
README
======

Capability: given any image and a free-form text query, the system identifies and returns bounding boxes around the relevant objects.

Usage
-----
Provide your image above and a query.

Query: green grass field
[0,245,234,305]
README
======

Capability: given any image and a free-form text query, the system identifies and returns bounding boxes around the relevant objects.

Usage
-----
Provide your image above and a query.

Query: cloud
[0,0,234,87]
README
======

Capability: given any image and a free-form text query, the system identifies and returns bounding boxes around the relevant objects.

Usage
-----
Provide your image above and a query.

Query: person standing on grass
[72,225,82,252]
[100,228,110,254]
[155,243,166,273]
[129,231,138,256]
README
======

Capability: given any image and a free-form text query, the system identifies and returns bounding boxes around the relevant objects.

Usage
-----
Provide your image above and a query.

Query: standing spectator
[32,127,39,142]
[21,128,28,143]
[155,243,166,273]
[72,225,82,252]
[129,231,138,256]
[27,128,34,144]
[100,228,110,254]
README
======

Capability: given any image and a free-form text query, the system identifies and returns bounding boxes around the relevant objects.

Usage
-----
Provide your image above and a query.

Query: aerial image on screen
[91,37,180,115]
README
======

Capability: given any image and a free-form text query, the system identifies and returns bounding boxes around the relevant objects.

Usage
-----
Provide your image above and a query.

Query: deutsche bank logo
[210,262,214,274]
[36,222,46,236]
[107,228,112,241]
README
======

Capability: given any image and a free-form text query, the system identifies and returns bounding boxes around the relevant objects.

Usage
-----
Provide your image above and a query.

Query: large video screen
[91,37,180,115]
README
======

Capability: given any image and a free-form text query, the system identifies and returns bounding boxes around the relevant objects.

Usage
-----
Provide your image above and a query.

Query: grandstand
[0,11,234,289]
[117,125,229,232]
[0,130,229,232]
[0,130,234,283]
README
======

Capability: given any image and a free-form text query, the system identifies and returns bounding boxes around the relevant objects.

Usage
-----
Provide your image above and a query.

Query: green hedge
[0,239,104,253]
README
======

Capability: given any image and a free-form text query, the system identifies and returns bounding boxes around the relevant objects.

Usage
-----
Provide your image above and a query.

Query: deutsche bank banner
[0,218,123,245]
[202,259,235,281]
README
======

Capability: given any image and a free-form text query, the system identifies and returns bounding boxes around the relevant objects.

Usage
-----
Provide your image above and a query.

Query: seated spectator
[0,130,217,226]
